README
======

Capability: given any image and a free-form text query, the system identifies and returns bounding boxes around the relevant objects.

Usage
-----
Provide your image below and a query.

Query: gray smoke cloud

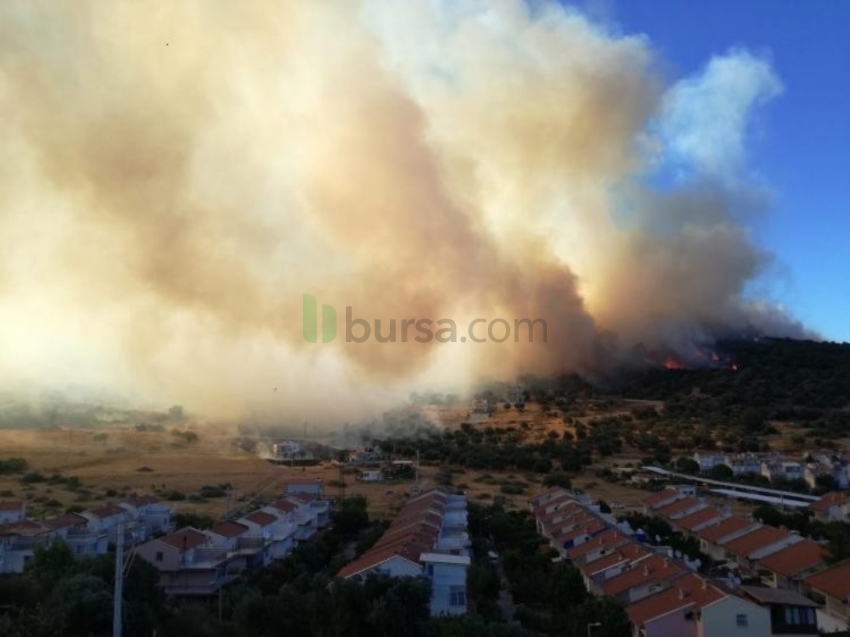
[0,1,810,420]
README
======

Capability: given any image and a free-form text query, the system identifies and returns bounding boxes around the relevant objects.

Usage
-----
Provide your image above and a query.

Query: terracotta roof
[805,560,850,601]
[655,497,702,519]
[162,527,207,551]
[695,515,754,544]
[270,499,297,513]
[626,574,725,628]
[810,492,850,512]
[725,526,790,559]
[533,493,576,517]
[209,520,249,539]
[0,520,44,537]
[86,504,127,519]
[566,529,629,560]
[337,546,420,579]
[554,521,606,547]
[41,513,88,530]
[338,489,451,580]
[601,554,686,596]
[759,539,823,579]
[529,487,570,509]
[675,507,722,532]
[243,511,277,526]
[643,489,680,509]
[580,543,649,577]
[0,500,24,512]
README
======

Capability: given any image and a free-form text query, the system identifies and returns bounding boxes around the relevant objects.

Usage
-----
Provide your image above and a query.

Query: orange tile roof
[759,539,823,579]
[0,500,24,512]
[270,499,297,513]
[566,529,629,560]
[655,497,701,519]
[725,526,790,559]
[810,492,850,512]
[209,520,249,539]
[529,487,570,509]
[626,574,725,628]
[86,504,127,519]
[601,554,686,596]
[554,521,606,547]
[162,527,207,551]
[244,511,277,526]
[643,489,680,508]
[675,507,722,532]
[41,513,88,530]
[580,543,649,577]
[805,560,850,601]
[337,545,420,579]
[696,516,754,544]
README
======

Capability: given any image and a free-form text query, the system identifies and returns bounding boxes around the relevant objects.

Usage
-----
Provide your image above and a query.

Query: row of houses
[132,478,330,596]
[693,451,849,490]
[0,496,172,574]
[644,486,850,632]
[531,487,822,637]
[338,488,471,617]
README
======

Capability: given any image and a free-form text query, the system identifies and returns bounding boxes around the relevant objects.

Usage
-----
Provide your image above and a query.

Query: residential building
[809,492,850,522]
[760,460,804,484]
[757,539,824,591]
[739,586,819,637]
[723,525,802,570]
[694,516,760,560]
[338,488,471,617]
[625,573,771,637]
[804,560,850,631]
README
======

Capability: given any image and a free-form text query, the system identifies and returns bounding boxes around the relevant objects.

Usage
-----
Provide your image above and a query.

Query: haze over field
[0,1,810,420]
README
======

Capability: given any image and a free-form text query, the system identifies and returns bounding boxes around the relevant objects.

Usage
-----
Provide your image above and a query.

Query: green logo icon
[303,294,337,343]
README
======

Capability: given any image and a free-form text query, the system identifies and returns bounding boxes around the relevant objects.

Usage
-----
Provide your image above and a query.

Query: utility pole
[112,523,124,637]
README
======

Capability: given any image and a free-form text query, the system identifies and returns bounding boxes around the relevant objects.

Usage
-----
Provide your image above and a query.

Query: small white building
[360,470,383,482]
[422,552,471,616]
[0,501,25,524]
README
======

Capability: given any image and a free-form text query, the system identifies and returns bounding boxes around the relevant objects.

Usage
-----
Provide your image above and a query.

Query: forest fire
[663,356,688,370]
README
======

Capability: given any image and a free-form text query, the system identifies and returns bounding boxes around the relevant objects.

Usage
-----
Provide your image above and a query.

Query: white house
[422,552,471,616]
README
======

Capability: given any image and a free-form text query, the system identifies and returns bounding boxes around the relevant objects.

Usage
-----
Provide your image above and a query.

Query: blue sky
[591,0,850,342]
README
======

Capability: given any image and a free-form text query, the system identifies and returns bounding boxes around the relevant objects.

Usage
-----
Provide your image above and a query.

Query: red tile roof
[270,499,297,513]
[243,511,277,526]
[162,527,207,551]
[41,513,88,530]
[0,500,24,512]
[554,521,606,547]
[805,560,850,601]
[696,516,754,544]
[580,543,649,577]
[209,520,249,539]
[338,489,449,580]
[810,492,850,512]
[626,574,725,628]
[565,529,629,561]
[759,539,823,579]
[724,526,790,559]
[0,520,44,537]
[601,554,686,596]
[655,497,701,519]
[675,507,722,532]
[86,504,127,519]
[642,489,680,509]
[529,487,570,509]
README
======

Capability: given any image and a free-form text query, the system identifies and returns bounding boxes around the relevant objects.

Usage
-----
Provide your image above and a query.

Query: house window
[426,564,434,578]
[155,551,163,562]
[449,586,466,607]
[735,614,748,627]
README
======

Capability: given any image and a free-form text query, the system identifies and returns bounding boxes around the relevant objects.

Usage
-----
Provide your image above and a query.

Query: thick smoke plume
[0,1,809,420]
